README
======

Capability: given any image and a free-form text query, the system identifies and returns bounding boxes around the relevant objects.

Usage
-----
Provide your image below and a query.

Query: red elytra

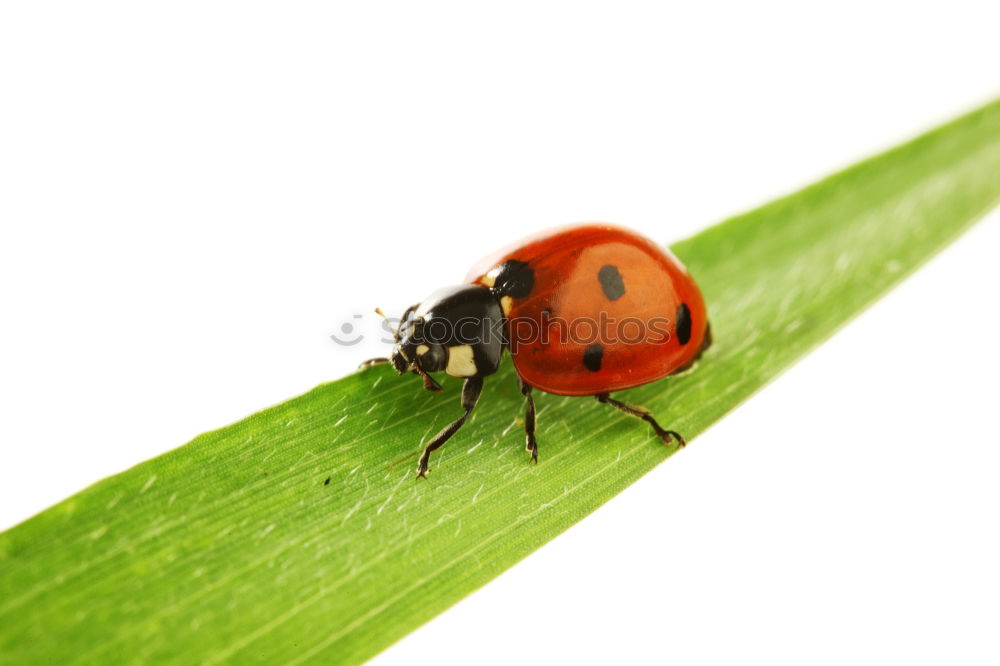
[465,224,710,396]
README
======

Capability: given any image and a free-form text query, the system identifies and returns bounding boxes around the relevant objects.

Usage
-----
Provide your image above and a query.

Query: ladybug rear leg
[595,393,686,448]
[416,376,484,478]
[517,377,538,463]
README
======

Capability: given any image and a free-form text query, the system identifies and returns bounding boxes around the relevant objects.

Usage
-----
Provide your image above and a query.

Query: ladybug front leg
[517,376,538,463]
[416,376,484,478]
[357,357,391,369]
[595,393,686,448]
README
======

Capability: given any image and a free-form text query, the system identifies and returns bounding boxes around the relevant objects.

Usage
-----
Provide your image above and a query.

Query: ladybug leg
[595,393,686,448]
[517,377,538,463]
[416,376,484,479]
[358,357,391,370]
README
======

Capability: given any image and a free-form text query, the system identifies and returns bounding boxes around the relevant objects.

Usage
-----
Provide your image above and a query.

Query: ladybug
[362,223,712,478]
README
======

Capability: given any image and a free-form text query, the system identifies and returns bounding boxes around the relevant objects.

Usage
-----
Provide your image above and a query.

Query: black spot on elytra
[676,303,692,345]
[597,265,625,301]
[583,344,604,372]
[493,260,534,298]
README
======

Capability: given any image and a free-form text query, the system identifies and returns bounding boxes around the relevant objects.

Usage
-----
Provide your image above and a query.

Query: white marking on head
[480,273,497,288]
[445,344,478,377]
[500,295,513,316]
[416,344,430,356]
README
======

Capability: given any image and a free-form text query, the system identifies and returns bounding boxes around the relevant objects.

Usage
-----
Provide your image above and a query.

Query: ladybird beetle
[362,223,712,478]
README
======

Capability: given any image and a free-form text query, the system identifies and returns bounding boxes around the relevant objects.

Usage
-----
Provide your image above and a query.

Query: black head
[388,284,505,390]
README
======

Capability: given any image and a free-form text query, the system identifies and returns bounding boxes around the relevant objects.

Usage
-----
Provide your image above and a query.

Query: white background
[2,2,999,664]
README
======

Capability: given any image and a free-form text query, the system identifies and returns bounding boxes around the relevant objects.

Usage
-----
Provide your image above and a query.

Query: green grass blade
[3,99,1000,665]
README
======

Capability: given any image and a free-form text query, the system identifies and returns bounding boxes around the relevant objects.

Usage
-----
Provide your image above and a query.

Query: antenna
[374,307,399,342]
